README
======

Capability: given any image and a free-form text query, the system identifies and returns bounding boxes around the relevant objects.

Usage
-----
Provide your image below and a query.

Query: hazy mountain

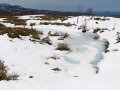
[0,3,79,16]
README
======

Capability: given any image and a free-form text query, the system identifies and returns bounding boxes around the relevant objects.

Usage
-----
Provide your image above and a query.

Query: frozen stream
[64,32,108,76]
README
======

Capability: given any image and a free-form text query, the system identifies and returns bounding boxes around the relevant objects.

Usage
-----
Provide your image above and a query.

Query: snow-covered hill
[0,15,120,90]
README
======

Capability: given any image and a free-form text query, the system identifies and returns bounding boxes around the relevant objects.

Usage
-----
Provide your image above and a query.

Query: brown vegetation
[93,28,109,34]
[0,24,40,40]
[36,15,68,21]
[56,43,70,51]
[41,36,52,45]
[40,22,75,27]
[2,16,26,25]
[0,60,18,81]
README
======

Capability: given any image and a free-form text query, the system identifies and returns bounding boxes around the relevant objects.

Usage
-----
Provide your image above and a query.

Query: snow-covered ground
[0,15,120,90]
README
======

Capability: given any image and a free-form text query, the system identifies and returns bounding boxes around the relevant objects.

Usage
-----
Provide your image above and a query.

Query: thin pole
[77,4,80,24]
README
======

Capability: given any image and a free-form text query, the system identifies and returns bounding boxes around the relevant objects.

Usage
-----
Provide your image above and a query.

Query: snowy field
[0,15,120,90]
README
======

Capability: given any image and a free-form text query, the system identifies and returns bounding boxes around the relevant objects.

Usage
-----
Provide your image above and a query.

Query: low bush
[30,23,36,29]
[40,22,75,27]
[41,36,52,45]
[94,17,101,20]
[58,33,69,40]
[94,17,110,21]
[47,55,59,60]
[0,25,40,40]
[38,31,43,35]
[0,60,18,81]
[78,24,88,33]
[2,16,26,25]
[104,41,110,53]
[62,33,69,38]
[93,28,101,33]
[48,31,62,36]
[56,43,70,51]
[48,31,69,38]
[93,28,108,34]
[115,32,120,44]
[36,15,68,21]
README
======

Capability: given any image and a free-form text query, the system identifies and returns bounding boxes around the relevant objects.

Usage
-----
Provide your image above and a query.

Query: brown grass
[41,36,52,45]
[40,22,75,27]
[93,28,109,34]
[36,15,68,21]
[0,24,40,40]
[56,43,70,51]
[0,60,18,81]
[2,16,26,25]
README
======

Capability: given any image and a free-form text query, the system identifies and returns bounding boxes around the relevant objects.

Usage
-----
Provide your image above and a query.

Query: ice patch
[64,52,81,64]
[90,53,104,65]
[77,46,88,53]
[63,32,107,75]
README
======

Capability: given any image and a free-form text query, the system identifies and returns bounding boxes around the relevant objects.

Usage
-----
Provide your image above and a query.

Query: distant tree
[80,5,84,14]
[77,4,84,23]
[86,8,93,14]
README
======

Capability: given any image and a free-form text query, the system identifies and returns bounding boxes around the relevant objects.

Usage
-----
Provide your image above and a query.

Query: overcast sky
[0,0,119,12]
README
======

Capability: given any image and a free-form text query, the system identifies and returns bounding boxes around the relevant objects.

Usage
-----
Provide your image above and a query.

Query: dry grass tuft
[41,36,52,45]
[40,22,75,27]
[0,24,40,40]
[2,16,26,25]
[0,60,18,81]
[56,43,70,51]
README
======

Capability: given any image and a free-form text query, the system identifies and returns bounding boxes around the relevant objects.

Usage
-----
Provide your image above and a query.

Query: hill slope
[0,15,120,90]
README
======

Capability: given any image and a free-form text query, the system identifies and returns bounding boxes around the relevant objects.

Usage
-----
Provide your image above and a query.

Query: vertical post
[77,4,80,24]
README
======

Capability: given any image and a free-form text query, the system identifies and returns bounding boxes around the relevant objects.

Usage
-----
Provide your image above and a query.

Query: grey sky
[0,0,119,12]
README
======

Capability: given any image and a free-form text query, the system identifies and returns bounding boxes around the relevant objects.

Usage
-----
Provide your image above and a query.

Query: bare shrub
[56,43,70,51]
[82,25,88,33]
[93,28,101,33]
[62,33,69,38]
[41,36,52,45]
[48,31,69,39]
[112,49,118,52]
[48,31,62,36]
[94,17,110,21]
[38,31,43,35]
[47,56,59,60]
[78,22,88,33]
[0,60,18,81]
[0,26,40,40]
[48,31,52,35]
[7,73,19,80]
[36,15,67,21]
[104,41,110,53]
[115,32,120,44]
[93,28,108,34]
[2,16,26,25]
[94,17,101,20]
[30,23,36,29]
[58,33,69,40]
[0,60,7,81]
[40,22,74,27]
